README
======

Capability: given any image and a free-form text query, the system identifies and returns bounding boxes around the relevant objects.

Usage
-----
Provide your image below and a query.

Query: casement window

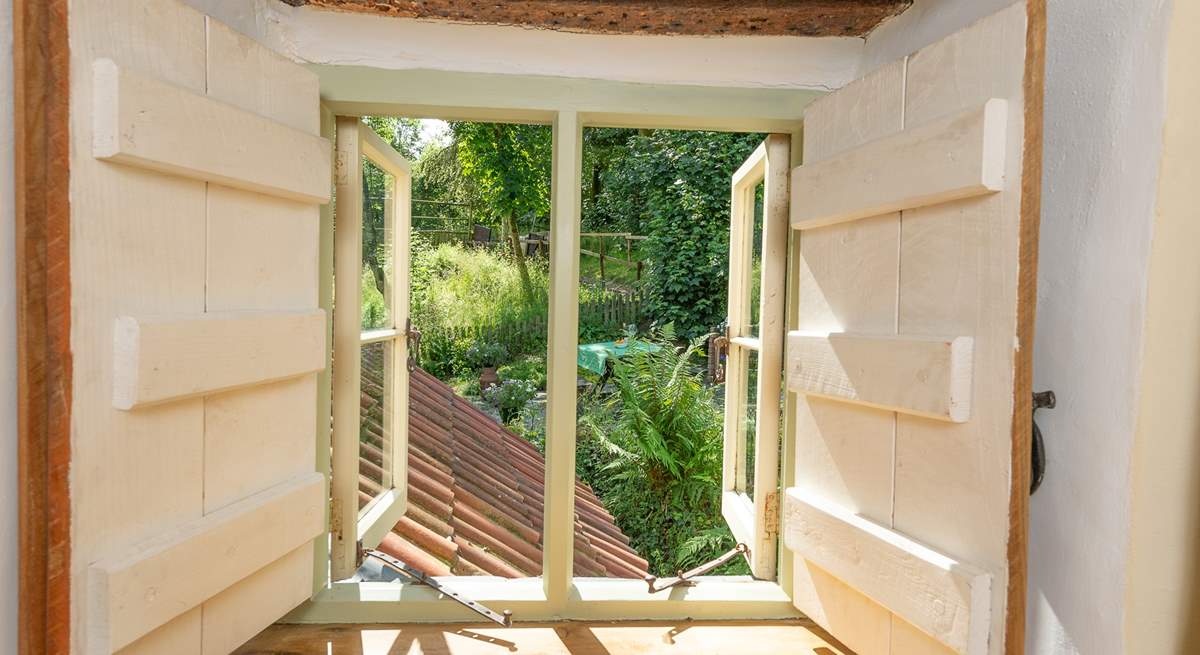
[721,135,790,581]
[65,1,1041,653]
[331,120,414,578]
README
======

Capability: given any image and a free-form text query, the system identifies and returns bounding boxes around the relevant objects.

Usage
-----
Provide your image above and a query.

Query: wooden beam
[1008,1,1047,651]
[791,99,1007,230]
[86,473,325,653]
[14,0,71,653]
[92,59,331,203]
[783,489,991,655]
[786,332,974,422]
[112,310,326,410]
[286,0,911,37]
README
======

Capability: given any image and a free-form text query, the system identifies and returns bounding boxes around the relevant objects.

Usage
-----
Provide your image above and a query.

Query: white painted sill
[284,577,799,623]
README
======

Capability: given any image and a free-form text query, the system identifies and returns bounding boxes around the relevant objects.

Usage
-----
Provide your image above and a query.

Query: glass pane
[748,181,765,338]
[359,340,394,511]
[740,348,759,500]
[361,158,395,330]
[396,121,551,578]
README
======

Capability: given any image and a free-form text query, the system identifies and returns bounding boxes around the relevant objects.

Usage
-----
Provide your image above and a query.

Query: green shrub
[419,332,474,380]
[498,355,547,391]
[465,341,507,369]
[578,325,747,576]
[411,242,548,332]
[486,379,538,423]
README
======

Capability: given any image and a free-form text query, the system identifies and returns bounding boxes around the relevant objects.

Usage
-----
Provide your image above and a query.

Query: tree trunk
[504,209,535,306]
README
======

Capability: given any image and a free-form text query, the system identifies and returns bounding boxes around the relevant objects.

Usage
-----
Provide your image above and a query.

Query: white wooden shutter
[330,119,414,580]
[784,3,1041,655]
[71,2,331,653]
[721,135,789,580]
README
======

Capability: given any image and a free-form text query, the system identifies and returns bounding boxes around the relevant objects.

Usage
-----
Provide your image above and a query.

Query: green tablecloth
[577,339,662,375]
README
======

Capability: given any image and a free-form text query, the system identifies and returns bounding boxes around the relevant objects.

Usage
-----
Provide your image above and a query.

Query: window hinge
[763,490,781,538]
[330,497,343,539]
[708,328,730,384]
[405,317,422,372]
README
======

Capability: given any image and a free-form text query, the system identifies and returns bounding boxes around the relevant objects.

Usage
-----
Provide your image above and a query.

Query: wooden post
[544,111,582,609]
[331,117,363,580]
[598,238,606,279]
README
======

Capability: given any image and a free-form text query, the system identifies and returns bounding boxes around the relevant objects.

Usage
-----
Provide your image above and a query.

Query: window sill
[285,577,798,623]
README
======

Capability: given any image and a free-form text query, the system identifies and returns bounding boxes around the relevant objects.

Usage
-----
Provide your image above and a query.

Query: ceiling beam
[281,1,911,37]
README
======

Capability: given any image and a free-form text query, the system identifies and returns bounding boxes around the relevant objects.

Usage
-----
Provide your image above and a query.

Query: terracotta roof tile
[359,357,646,579]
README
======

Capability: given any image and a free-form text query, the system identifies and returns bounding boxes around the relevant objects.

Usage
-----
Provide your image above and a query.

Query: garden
[362,117,767,577]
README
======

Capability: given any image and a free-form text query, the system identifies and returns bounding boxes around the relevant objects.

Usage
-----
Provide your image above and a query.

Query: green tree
[360,117,424,302]
[595,129,764,338]
[580,128,639,231]
[451,122,552,305]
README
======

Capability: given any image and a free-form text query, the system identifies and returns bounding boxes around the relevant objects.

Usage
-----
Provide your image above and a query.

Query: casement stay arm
[363,549,514,627]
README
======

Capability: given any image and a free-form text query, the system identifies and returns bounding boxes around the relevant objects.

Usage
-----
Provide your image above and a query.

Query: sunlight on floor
[238,620,853,655]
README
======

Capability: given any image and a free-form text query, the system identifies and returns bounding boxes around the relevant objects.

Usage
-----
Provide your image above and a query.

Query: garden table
[577,339,662,393]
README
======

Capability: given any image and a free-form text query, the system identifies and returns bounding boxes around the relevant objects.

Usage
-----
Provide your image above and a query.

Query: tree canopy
[586,129,764,338]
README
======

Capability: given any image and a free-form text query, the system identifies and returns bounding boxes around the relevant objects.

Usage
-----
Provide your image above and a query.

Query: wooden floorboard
[234,619,853,655]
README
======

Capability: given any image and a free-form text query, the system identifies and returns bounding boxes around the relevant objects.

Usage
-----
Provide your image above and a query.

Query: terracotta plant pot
[479,366,499,391]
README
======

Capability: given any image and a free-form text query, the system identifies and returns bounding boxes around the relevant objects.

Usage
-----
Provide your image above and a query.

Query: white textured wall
[865,1,1172,654]
[0,0,18,652]
[182,0,862,92]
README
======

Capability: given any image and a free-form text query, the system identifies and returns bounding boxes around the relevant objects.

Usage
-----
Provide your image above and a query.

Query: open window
[721,135,790,580]
[331,119,414,579]
[61,0,1040,650]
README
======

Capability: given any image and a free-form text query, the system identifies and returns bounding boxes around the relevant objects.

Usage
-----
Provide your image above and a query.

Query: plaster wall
[1125,1,1200,650]
[0,0,18,651]
[183,0,862,92]
[864,1,1173,654]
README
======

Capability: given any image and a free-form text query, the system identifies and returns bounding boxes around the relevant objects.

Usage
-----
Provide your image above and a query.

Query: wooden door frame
[14,1,72,654]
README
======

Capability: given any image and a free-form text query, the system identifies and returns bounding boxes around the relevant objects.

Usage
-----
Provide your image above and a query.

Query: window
[331,119,413,579]
[721,136,790,581]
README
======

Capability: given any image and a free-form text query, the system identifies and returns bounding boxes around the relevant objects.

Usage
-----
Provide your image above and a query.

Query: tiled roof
[359,356,648,579]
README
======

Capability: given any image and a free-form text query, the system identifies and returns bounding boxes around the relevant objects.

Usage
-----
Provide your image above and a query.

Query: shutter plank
[790,58,906,655]
[791,99,1007,230]
[87,473,325,653]
[113,310,326,410]
[786,332,973,422]
[92,59,331,204]
[783,489,991,655]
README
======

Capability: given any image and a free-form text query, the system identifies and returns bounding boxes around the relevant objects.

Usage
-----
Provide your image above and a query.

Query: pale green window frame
[330,119,415,580]
[304,70,816,623]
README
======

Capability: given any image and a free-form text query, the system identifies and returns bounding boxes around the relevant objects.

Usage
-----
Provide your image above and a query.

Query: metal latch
[405,318,422,372]
[644,543,748,594]
[708,331,730,384]
[363,549,513,627]
[1030,390,1055,495]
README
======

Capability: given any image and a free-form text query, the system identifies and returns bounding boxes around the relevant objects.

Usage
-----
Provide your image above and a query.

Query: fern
[578,326,749,576]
